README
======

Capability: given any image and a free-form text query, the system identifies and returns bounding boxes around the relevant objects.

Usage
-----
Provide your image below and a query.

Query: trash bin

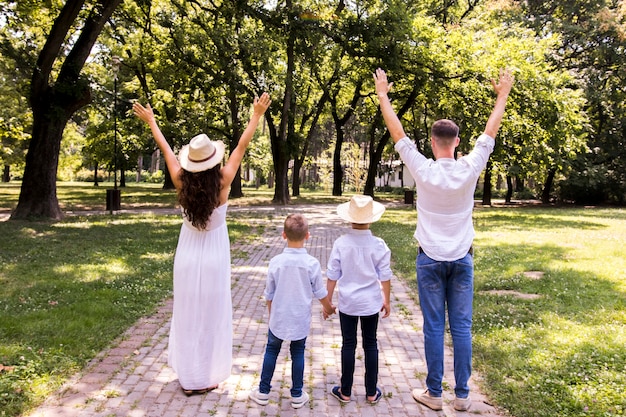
[106,189,121,211]
[404,189,414,205]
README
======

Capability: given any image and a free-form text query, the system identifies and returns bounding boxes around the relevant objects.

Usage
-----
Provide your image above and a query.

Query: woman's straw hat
[337,195,386,224]
[178,134,225,172]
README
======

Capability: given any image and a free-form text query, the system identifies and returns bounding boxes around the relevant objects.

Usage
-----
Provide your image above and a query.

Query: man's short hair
[284,213,309,241]
[431,119,459,146]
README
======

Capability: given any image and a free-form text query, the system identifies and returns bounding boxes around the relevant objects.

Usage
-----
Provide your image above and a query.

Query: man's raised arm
[373,68,406,143]
[484,69,514,139]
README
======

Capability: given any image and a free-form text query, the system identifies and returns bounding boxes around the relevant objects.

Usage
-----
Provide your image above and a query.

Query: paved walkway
[25,204,507,417]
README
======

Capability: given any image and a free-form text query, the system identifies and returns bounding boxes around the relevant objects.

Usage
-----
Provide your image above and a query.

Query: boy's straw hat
[337,195,385,224]
[178,134,225,172]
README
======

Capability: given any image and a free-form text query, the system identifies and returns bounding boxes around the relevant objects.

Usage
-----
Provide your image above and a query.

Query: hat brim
[336,200,386,224]
[178,140,225,172]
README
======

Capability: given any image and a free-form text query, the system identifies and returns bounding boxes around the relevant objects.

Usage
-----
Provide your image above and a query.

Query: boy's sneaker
[249,388,269,405]
[454,395,471,411]
[412,389,443,411]
[291,391,309,409]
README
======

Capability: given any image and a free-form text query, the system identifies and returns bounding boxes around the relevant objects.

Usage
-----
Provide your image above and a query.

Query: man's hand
[373,68,393,98]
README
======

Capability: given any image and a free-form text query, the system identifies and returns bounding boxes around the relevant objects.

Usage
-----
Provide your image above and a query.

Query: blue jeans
[417,251,473,398]
[339,311,379,397]
[259,329,306,397]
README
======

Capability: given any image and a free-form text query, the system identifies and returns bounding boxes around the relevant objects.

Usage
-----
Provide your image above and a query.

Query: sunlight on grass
[53,262,130,281]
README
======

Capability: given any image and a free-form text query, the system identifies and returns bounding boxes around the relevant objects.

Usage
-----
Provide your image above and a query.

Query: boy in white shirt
[249,214,335,409]
[326,195,392,405]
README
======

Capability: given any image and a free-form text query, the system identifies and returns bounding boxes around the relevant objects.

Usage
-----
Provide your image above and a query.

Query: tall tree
[5,0,123,219]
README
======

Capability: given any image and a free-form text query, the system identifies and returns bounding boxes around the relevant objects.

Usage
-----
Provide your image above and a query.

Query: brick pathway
[25,204,507,417]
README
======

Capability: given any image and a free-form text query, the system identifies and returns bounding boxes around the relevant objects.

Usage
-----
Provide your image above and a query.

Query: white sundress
[168,203,232,390]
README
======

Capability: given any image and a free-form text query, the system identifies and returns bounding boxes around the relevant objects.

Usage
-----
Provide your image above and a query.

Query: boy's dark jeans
[339,311,379,397]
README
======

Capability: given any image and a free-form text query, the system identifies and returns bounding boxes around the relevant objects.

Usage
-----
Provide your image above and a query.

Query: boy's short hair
[431,119,459,146]
[284,214,309,241]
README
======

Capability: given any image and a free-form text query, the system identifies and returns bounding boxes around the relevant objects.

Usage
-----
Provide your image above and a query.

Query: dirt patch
[523,271,545,280]
[481,290,542,300]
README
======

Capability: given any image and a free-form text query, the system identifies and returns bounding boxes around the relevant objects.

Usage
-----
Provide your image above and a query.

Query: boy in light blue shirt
[326,195,392,405]
[249,213,335,409]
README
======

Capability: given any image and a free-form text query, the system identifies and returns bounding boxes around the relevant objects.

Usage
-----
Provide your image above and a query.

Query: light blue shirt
[265,248,327,341]
[395,133,494,261]
[326,229,392,316]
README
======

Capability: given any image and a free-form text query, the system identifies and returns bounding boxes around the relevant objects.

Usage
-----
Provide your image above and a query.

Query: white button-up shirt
[326,229,392,316]
[395,133,494,261]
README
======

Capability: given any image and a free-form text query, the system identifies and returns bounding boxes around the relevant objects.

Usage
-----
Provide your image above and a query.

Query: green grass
[373,205,626,417]
[2,182,625,417]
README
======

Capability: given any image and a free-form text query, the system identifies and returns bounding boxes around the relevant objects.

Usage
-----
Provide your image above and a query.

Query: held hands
[322,304,337,321]
[132,102,155,125]
[491,69,514,98]
[373,68,393,98]
[253,92,271,116]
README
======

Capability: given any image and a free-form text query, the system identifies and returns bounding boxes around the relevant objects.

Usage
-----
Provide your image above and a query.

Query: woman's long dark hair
[178,166,223,229]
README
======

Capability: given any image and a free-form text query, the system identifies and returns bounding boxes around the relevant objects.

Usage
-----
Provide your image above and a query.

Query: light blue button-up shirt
[265,247,327,341]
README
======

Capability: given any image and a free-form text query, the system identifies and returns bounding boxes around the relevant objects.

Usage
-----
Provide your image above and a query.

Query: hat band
[188,148,216,163]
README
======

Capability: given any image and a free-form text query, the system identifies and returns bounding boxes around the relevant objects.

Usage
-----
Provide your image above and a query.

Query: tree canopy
[1,0,624,219]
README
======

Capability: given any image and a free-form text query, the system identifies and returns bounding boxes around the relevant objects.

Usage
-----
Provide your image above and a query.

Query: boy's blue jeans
[339,311,379,397]
[259,329,306,397]
[417,251,473,399]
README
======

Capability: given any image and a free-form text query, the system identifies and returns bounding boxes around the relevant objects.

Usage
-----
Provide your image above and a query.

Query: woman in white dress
[133,93,271,396]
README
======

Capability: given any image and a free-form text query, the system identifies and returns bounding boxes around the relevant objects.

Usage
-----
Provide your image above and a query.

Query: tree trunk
[292,91,327,197]
[364,111,387,196]
[228,87,244,198]
[505,175,513,203]
[119,157,126,187]
[292,158,302,197]
[3,165,9,182]
[13,111,66,219]
[163,165,175,190]
[332,127,345,196]
[136,155,143,182]
[482,161,493,205]
[541,168,556,204]
[272,148,290,204]
[11,0,123,220]
[271,8,296,206]
[94,163,99,186]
